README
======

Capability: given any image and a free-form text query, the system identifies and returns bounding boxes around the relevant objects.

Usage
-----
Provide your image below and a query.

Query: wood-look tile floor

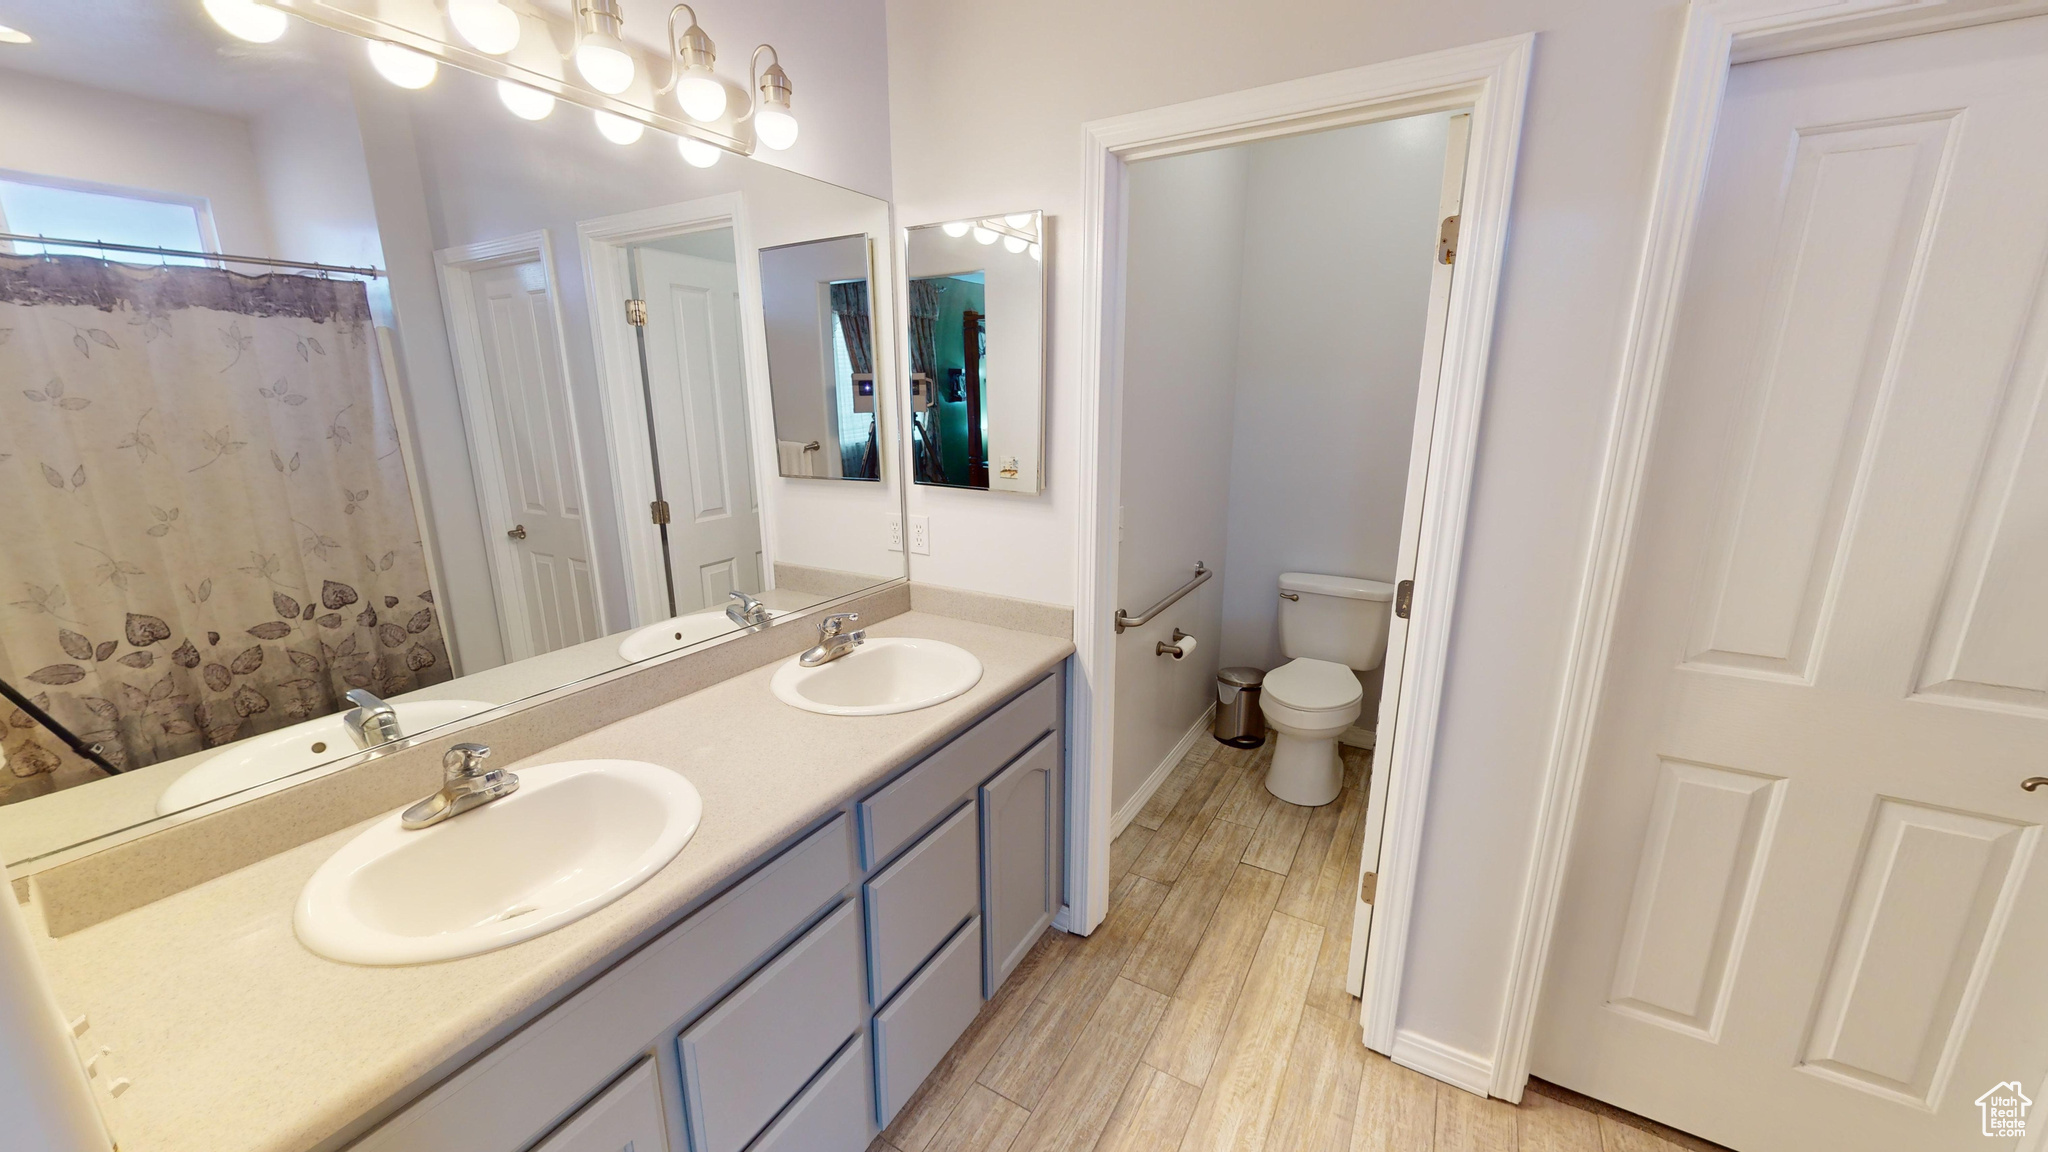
[870,740,1713,1152]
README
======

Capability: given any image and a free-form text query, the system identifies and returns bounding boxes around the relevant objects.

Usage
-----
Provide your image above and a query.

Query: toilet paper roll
[1174,633,1197,659]
[1159,632,1197,659]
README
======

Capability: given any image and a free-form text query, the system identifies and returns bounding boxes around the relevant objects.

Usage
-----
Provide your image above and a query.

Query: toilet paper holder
[1157,629,1196,659]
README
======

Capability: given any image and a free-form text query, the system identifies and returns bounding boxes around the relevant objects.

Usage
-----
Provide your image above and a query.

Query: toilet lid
[1262,658,1363,712]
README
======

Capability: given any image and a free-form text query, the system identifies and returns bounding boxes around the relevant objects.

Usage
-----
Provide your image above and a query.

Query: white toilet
[1261,572,1395,807]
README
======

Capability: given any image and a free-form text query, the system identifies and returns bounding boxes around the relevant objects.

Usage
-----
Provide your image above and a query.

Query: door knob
[506,524,527,540]
[2023,778,2048,793]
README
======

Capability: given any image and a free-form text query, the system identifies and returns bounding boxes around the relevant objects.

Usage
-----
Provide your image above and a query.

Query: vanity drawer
[864,801,978,1004]
[354,816,853,1152]
[679,900,865,1152]
[860,674,1058,867]
[530,1058,667,1152]
[872,916,984,1127]
[744,1035,873,1152]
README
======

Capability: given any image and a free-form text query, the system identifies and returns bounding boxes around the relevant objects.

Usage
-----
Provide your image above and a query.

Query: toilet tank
[1277,572,1396,671]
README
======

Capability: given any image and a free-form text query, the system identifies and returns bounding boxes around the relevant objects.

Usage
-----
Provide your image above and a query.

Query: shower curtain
[829,280,880,479]
[906,278,948,484]
[0,255,451,803]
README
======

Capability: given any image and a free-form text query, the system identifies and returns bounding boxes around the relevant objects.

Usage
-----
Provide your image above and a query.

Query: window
[0,175,212,265]
[829,313,876,477]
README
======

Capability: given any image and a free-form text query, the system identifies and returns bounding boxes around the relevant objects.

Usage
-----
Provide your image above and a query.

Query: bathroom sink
[617,605,787,662]
[770,637,983,716]
[156,699,494,814]
[294,759,702,965]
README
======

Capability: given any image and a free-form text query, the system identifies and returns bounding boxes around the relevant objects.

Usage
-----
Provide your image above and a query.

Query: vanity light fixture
[1004,235,1027,254]
[1004,213,1034,228]
[497,79,556,120]
[448,0,521,55]
[594,109,645,145]
[942,221,972,238]
[661,5,728,122]
[367,40,439,88]
[203,0,287,43]
[574,0,636,95]
[0,24,29,44]
[1030,242,1042,261]
[750,45,798,149]
[972,224,998,245]
[677,136,722,168]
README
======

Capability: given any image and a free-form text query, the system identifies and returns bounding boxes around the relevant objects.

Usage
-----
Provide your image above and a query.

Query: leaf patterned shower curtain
[0,255,451,803]
[829,280,879,478]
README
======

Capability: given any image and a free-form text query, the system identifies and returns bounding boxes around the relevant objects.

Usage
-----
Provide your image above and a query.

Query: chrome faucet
[343,689,402,748]
[726,589,770,630]
[401,742,519,830]
[798,613,865,667]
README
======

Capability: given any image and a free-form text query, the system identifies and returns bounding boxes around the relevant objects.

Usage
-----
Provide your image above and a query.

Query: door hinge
[650,499,671,526]
[1360,871,1377,905]
[625,298,648,327]
[1395,579,1413,619]
[1438,215,1460,265]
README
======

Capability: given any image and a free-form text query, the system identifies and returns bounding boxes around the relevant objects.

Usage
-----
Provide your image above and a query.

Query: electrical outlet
[886,514,903,552]
[910,515,931,555]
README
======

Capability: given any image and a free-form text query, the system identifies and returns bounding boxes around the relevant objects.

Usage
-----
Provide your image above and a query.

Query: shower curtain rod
[0,232,384,278]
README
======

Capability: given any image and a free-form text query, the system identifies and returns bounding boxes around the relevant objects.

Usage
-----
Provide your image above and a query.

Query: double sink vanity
[27,606,1073,1152]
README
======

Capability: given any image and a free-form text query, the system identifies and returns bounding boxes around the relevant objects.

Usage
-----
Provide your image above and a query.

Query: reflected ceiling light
[1004,235,1027,254]
[448,0,521,55]
[942,221,971,238]
[1029,242,1042,261]
[594,109,645,145]
[662,5,727,121]
[367,40,438,88]
[972,224,998,245]
[677,136,722,168]
[574,0,635,94]
[0,24,30,45]
[497,79,556,120]
[751,45,797,149]
[203,0,287,43]
[1005,213,1034,229]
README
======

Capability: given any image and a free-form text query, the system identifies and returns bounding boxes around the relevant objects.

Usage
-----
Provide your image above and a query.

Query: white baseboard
[1339,725,1376,750]
[1390,1028,1494,1098]
[1113,703,1216,836]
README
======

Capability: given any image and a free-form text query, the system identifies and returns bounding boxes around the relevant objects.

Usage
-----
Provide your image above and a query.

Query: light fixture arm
[747,43,790,124]
[658,4,715,96]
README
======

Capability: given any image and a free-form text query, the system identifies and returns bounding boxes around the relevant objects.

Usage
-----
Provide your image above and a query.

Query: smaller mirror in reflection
[906,212,1047,493]
[758,235,881,482]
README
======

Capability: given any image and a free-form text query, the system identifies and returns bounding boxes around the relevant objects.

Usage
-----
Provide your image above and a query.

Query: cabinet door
[863,801,979,1005]
[530,1058,667,1152]
[979,733,1059,993]
[744,1036,872,1152]
[872,917,983,1126]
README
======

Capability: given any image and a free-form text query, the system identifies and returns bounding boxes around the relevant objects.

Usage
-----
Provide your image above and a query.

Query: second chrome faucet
[798,613,865,667]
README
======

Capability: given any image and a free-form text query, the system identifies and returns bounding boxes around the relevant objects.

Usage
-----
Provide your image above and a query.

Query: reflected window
[829,307,876,478]
[0,175,213,264]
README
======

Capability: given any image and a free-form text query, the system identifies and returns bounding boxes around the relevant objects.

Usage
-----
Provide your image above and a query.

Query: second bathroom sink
[770,637,982,716]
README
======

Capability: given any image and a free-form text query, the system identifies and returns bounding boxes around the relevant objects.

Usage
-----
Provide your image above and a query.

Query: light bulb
[677,74,728,122]
[368,41,438,89]
[972,225,998,245]
[677,137,722,168]
[0,24,30,45]
[576,41,635,94]
[1030,243,1042,261]
[203,0,287,43]
[594,110,645,145]
[1004,235,1027,254]
[941,221,971,238]
[496,80,555,120]
[756,106,799,150]
[1005,213,1034,228]
[448,0,519,54]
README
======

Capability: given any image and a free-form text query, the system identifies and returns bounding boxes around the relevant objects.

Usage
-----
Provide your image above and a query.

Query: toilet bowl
[1260,657,1363,806]
[1261,572,1394,807]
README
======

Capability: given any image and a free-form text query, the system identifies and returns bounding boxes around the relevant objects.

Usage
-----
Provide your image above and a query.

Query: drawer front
[872,916,984,1127]
[864,801,979,1005]
[860,674,1058,867]
[530,1058,667,1152]
[356,817,854,1152]
[679,900,865,1152]
[744,1036,873,1152]
[980,733,1060,994]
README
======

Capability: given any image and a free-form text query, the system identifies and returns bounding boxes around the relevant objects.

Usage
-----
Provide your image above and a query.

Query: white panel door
[632,247,763,613]
[1536,19,2048,1152]
[469,258,603,659]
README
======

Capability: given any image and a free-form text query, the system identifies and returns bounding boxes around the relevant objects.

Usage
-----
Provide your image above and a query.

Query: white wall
[1110,147,1248,816]
[886,0,1686,1070]
[0,69,276,258]
[1218,116,1446,677]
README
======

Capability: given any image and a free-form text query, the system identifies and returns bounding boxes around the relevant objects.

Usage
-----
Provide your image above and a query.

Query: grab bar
[1116,562,1209,634]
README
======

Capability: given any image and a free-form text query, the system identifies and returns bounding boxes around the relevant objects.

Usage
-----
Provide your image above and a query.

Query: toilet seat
[1261,658,1362,728]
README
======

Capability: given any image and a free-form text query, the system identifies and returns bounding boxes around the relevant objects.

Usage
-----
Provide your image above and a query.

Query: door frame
[1069,34,1535,1057]
[1495,0,2048,1102]
[577,194,782,628]
[435,229,609,663]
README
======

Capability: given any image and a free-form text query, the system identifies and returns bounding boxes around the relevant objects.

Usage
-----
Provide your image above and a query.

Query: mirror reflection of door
[629,233,764,616]
[757,235,881,481]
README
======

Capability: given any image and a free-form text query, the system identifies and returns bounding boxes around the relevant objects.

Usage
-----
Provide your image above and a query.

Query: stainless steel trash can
[1214,667,1266,748]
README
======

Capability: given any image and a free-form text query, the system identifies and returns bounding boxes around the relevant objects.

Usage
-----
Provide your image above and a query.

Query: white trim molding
[1113,705,1217,836]
[1071,37,1536,1075]
[1392,1028,1495,1099]
[1488,0,2048,1103]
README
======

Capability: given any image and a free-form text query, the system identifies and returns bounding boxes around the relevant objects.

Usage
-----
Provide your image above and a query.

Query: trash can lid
[1218,666,1265,688]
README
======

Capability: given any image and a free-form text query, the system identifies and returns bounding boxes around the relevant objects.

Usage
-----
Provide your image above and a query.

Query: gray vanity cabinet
[980,732,1060,993]
[527,1060,668,1152]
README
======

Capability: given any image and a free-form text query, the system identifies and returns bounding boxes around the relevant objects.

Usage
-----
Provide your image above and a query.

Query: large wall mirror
[0,2,904,870]
[904,212,1046,493]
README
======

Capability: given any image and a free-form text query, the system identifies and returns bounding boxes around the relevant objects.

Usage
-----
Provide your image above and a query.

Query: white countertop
[30,612,1072,1152]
